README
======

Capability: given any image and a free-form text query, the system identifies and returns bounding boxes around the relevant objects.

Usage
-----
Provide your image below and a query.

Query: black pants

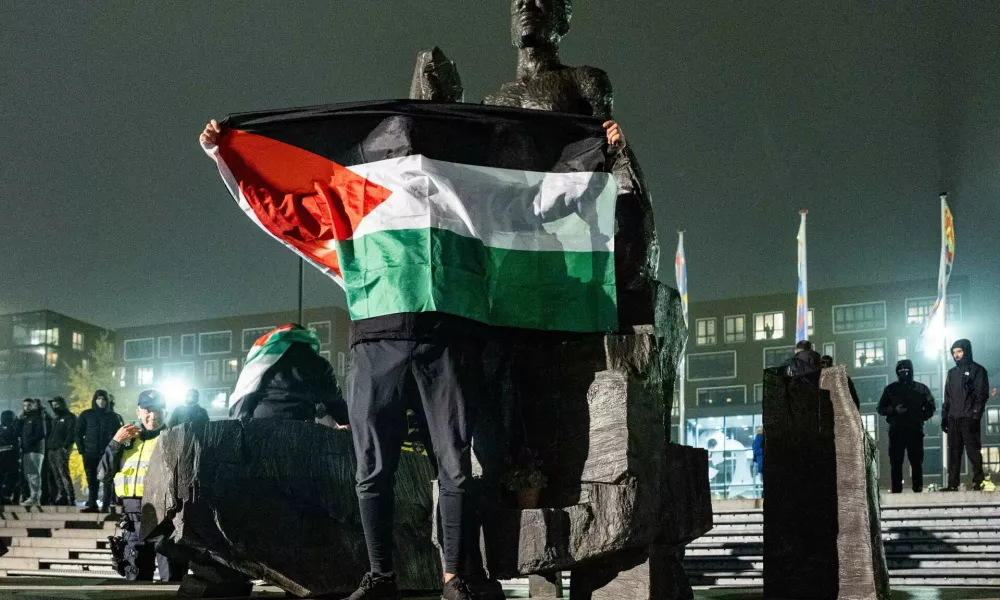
[888,429,924,492]
[0,456,18,503]
[83,453,112,508]
[121,497,187,582]
[947,417,984,489]
[348,339,481,576]
[47,448,74,502]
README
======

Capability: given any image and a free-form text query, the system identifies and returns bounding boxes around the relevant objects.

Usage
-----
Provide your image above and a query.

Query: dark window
[687,351,737,380]
[763,346,795,368]
[833,302,886,333]
[124,338,155,361]
[696,386,747,406]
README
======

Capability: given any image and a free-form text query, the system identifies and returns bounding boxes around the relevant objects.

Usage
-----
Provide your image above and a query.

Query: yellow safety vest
[113,435,159,498]
[984,479,996,492]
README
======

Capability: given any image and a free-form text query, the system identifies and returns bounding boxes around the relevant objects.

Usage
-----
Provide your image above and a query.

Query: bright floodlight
[921,315,948,360]
[160,378,189,408]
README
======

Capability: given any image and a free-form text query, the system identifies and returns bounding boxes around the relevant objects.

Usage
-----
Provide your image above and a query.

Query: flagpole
[799,210,808,342]
[676,231,688,446]
[297,257,305,325]
[939,193,949,487]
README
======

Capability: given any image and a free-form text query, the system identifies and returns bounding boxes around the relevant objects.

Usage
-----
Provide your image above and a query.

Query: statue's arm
[410,47,464,102]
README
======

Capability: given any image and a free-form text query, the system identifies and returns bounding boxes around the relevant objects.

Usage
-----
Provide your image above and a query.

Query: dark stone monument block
[140,419,441,598]
[762,365,889,600]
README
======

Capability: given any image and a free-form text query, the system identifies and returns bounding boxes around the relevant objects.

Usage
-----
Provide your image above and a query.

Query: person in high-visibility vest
[98,390,187,582]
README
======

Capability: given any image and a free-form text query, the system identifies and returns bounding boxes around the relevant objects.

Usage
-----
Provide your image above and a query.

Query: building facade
[114,306,351,419]
[0,310,114,412]
[676,277,1000,498]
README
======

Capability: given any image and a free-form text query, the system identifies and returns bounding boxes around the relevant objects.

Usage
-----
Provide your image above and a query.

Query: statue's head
[511,0,572,48]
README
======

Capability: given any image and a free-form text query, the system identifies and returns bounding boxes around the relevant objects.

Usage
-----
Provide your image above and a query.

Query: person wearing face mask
[942,339,990,491]
[877,360,936,493]
[76,390,122,512]
[98,390,188,582]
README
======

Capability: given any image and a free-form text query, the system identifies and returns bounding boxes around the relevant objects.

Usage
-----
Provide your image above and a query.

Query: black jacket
[0,411,18,461]
[943,339,990,421]
[878,381,935,431]
[47,403,77,451]
[350,312,487,347]
[231,342,348,423]
[168,403,210,429]
[16,408,50,454]
[75,392,125,456]
[96,426,163,485]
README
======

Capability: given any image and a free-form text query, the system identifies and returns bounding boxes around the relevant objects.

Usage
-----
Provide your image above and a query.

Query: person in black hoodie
[168,389,210,429]
[878,360,936,493]
[17,398,50,507]
[942,339,991,491]
[0,411,19,504]
[46,397,77,506]
[75,390,123,512]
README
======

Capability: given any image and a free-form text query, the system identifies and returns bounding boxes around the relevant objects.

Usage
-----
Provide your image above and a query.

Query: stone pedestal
[762,366,889,600]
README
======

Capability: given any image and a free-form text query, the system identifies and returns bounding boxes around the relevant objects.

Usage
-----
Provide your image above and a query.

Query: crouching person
[98,390,188,582]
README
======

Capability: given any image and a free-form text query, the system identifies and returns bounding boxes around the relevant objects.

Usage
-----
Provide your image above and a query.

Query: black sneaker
[468,577,505,600]
[442,576,477,600]
[940,486,960,492]
[342,572,400,600]
[80,505,99,513]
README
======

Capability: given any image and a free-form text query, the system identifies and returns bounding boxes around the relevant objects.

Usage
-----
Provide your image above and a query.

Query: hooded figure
[942,339,990,491]
[0,410,19,504]
[75,390,123,512]
[877,360,936,493]
[16,398,50,506]
[167,389,210,429]
[46,397,77,505]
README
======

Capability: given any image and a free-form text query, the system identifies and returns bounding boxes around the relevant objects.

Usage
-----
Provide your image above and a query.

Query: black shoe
[973,482,985,491]
[80,505,99,513]
[913,487,923,493]
[442,576,479,600]
[467,576,504,600]
[940,486,960,492]
[342,572,400,600]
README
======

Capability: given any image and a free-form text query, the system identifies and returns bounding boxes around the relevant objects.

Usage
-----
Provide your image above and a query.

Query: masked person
[942,339,990,491]
[0,411,19,505]
[98,390,188,582]
[168,389,210,429]
[878,360,936,493]
[16,398,50,507]
[76,390,123,512]
[46,397,77,506]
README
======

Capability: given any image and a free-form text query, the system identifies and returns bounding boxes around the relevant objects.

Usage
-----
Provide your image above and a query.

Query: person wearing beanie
[98,389,187,582]
[877,360,936,493]
[942,339,990,491]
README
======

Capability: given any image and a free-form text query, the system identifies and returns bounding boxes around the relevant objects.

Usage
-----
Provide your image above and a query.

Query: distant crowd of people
[0,387,211,511]
[777,338,994,493]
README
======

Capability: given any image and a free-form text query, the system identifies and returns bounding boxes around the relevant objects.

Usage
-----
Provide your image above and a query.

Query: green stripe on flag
[337,228,617,332]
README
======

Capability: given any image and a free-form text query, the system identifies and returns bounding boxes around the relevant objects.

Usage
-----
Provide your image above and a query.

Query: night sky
[2,2,998,330]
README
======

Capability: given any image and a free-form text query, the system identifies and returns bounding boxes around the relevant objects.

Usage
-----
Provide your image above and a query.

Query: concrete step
[10,537,109,549]
[3,568,113,579]
[0,505,83,514]
[2,547,72,559]
[0,512,114,523]
[0,527,115,539]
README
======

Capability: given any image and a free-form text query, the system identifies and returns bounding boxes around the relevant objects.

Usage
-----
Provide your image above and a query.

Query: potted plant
[500,447,548,509]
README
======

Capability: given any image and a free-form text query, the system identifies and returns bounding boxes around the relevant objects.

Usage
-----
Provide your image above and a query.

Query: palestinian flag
[228,325,321,417]
[203,100,620,333]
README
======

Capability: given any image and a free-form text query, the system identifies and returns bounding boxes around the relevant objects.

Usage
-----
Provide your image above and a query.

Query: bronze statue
[412,3,710,599]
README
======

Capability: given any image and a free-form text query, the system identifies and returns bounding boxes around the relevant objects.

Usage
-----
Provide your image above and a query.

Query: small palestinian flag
[228,325,320,417]
[203,100,620,333]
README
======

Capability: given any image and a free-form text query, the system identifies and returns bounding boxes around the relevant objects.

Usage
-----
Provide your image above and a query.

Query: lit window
[223,359,238,383]
[854,339,887,368]
[72,332,84,351]
[158,336,172,358]
[45,351,58,368]
[696,386,747,406]
[137,366,154,386]
[754,312,784,341]
[204,360,220,383]
[905,296,962,326]
[199,331,232,355]
[696,318,717,346]
[81,358,89,371]
[862,414,878,440]
[984,446,1000,474]
[807,309,815,336]
[203,388,230,409]
[181,334,196,357]
[308,321,332,346]
[822,342,836,362]
[118,367,128,388]
[724,315,746,343]
[753,384,764,404]
[897,338,908,361]
[833,302,886,333]
[987,408,1000,436]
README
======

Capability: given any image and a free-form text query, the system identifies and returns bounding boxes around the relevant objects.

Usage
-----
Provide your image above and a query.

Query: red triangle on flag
[217,130,393,276]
